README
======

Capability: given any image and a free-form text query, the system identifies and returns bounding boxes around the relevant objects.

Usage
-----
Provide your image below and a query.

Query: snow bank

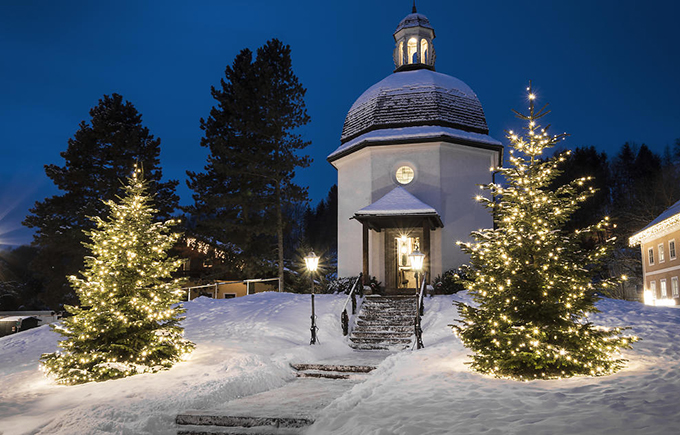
[308,294,680,435]
[0,292,354,435]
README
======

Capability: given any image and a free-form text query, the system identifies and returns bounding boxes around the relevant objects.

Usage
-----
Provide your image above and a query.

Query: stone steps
[290,363,375,373]
[352,325,413,332]
[291,363,376,380]
[350,331,413,339]
[175,415,312,435]
[349,296,417,351]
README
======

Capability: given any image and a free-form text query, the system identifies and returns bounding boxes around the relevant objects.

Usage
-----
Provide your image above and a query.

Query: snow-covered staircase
[349,295,416,350]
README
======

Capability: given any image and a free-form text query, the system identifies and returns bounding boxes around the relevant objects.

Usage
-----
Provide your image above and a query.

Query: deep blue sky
[1,0,679,247]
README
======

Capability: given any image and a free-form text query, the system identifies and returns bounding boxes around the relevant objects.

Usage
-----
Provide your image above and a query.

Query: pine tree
[452,85,637,380]
[24,94,179,309]
[41,167,193,385]
[187,39,311,282]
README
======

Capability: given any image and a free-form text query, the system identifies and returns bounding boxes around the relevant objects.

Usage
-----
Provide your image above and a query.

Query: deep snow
[1,292,678,435]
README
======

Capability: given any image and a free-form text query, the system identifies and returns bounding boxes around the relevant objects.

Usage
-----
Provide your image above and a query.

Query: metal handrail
[341,273,363,336]
[414,272,427,349]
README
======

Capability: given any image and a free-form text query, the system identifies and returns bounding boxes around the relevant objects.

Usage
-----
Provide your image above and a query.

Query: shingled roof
[395,12,434,33]
[340,69,489,144]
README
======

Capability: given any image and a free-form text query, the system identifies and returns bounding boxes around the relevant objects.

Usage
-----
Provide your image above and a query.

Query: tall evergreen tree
[41,167,193,385]
[187,39,311,282]
[23,94,179,309]
[453,85,636,380]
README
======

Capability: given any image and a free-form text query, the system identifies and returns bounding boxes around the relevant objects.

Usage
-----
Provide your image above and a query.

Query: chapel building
[328,5,503,292]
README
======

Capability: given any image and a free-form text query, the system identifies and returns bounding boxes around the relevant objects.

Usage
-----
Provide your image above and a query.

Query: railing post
[310,274,318,345]
[358,273,364,297]
[414,272,426,350]
[342,309,349,336]
[415,310,424,350]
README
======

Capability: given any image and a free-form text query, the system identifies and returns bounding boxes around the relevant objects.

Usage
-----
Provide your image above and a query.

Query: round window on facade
[395,165,415,185]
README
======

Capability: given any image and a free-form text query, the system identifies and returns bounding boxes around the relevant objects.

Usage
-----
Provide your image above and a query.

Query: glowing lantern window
[407,37,418,64]
[398,41,404,66]
[395,166,415,185]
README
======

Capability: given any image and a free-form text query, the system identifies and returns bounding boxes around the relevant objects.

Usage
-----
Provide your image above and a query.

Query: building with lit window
[328,5,502,292]
[629,199,680,306]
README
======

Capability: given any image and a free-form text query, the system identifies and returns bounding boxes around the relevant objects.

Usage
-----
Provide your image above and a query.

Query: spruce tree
[187,39,311,282]
[453,85,637,380]
[41,167,193,385]
[24,94,179,308]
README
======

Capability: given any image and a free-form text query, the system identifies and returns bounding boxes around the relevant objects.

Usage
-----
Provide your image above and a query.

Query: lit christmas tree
[453,85,637,380]
[41,166,194,384]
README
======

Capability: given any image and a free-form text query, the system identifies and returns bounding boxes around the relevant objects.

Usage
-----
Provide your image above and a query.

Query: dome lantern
[393,3,436,72]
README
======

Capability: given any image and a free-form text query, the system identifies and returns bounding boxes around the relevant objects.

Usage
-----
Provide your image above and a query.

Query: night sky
[1,0,679,247]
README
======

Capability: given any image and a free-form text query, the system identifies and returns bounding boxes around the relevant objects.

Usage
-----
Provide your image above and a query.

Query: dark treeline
[553,141,680,235]
[303,185,338,259]
[551,140,680,298]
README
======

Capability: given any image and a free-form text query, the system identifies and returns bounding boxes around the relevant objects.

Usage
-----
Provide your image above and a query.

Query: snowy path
[176,351,393,433]
[182,377,360,420]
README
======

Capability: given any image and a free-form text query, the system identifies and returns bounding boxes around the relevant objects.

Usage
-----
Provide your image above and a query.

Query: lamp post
[304,251,320,345]
[409,250,425,292]
[409,250,425,349]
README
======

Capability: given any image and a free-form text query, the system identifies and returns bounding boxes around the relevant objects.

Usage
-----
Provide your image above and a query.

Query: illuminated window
[661,279,667,297]
[421,39,428,63]
[650,280,657,297]
[398,41,404,66]
[659,243,665,263]
[395,166,415,184]
[672,277,679,297]
[648,247,654,265]
[407,37,418,64]
[670,240,676,260]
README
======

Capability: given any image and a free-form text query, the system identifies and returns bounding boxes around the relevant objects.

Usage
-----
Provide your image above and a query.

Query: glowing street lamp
[304,251,319,273]
[305,251,319,345]
[409,250,425,289]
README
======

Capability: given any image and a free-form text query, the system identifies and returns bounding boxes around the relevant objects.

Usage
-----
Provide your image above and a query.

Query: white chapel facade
[328,6,503,292]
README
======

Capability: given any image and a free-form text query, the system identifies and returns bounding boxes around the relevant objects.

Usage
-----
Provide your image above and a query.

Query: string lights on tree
[452,84,638,380]
[41,165,194,385]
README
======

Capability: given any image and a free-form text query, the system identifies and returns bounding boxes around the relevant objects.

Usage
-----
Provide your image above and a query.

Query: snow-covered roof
[328,125,502,163]
[340,69,489,145]
[395,13,433,33]
[629,199,680,246]
[355,187,439,216]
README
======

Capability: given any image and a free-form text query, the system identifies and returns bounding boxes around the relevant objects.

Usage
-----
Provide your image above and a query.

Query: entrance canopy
[352,187,443,231]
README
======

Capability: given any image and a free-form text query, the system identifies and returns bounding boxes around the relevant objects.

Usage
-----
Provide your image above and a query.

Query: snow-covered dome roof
[340,69,489,144]
[395,12,434,33]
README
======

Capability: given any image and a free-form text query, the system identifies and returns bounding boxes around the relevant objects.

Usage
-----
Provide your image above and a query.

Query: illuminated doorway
[384,229,423,291]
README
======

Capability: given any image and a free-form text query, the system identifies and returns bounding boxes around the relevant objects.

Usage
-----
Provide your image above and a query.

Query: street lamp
[409,250,425,291]
[304,251,320,345]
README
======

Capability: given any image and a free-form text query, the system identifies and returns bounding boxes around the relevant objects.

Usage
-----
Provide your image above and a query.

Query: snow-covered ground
[1,292,679,434]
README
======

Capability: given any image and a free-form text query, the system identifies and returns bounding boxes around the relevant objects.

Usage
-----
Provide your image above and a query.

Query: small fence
[182,277,282,301]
